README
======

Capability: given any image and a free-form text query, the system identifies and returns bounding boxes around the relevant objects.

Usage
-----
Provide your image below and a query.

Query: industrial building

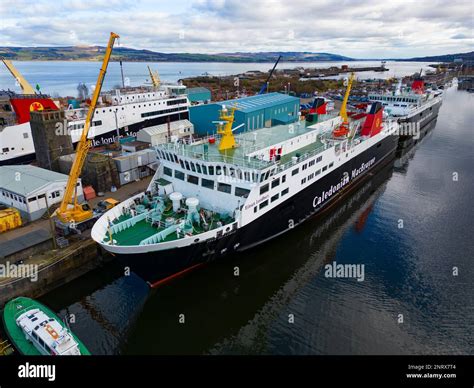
[136,119,194,146]
[0,165,84,221]
[189,92,300,136]
[187,87,212,104]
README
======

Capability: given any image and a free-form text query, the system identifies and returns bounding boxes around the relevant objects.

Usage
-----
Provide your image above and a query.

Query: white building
[136,119,194,146]
[0,165,83,221]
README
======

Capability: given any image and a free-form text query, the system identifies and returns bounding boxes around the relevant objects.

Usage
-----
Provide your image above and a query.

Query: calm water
[0,61,435,97]
[35,84,474,355]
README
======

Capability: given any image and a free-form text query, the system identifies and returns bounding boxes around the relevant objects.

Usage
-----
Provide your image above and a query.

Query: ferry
[367,72,443,131]
[92,92,400,285]
[3,297,90,355]
[0,84,189,165]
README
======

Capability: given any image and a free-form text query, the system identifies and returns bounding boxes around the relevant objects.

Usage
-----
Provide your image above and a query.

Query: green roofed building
[189,92,300,136]
[187,87,212,104]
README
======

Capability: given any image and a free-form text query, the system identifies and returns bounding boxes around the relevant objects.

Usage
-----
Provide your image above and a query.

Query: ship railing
[158,142,273,170]
[275,143,328,173]
[109,211,149,235]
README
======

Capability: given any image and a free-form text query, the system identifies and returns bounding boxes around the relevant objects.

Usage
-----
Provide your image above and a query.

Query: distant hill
[399,51,474,62]
[0,46,353,62]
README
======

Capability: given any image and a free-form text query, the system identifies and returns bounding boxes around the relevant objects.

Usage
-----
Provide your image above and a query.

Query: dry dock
[0,176,152,308]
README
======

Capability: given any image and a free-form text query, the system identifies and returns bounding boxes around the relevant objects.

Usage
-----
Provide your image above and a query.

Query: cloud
[0,0,472,58]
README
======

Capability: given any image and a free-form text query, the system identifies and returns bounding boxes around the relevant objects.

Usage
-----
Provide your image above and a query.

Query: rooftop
[0,165,70,197]
[138,119,193,136]
[217,92,300,113]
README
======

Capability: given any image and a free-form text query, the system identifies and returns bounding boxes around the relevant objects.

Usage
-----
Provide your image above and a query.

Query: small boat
[2,297,90,356]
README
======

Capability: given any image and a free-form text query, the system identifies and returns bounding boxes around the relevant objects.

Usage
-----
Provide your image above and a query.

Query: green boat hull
[2,297,91,355]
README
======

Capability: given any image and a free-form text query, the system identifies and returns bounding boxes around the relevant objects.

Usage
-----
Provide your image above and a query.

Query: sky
[0,0,472,58]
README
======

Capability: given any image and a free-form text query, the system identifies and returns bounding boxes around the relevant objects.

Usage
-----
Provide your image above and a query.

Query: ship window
[202,178,214,189]
[38,337,45,348]
[309,160,315,166]
[259,200,268,210]
[271,178,280,188]
[185,161,190,170]
[32,332,38,340]
[208,166,214,175]
[281,175,286,183]
[316,156,322,163]
[329,162,334,168]
[163,166,172,176]
[175,170,185,180]
[2,147,9,152]
[235,187,250,198]
[244,171,250,181]
[217,182,231,194]
[187,175,199,185]
[260,184,269,195]
[216,165,222,175]
[254,206,257,213]
[179,160,185,169]
[173,154,179,163]
[292,168,299,176]
[190,162,196,172]
[302,163,307,170]
[202,165,208,175]
[281,188,289,196]
[196,164,202,174]
[322,165,327,172]
[271,193,279,203]
[301,178,306,184]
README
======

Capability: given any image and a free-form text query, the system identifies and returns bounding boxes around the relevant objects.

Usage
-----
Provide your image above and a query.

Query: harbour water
[0,61,435,97]
[32,84,473,355]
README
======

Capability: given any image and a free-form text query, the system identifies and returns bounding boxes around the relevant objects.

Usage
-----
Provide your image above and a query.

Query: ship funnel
[169,192,183,212]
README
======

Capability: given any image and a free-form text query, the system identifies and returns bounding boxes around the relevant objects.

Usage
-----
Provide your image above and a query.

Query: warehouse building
[0,165,84,222]
[136,119,194,146]
[189,92,300,135]
[187,87,212,104]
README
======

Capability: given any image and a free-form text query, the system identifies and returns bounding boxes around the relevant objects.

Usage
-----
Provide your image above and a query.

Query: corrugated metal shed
[217,92,299,113]
[0,165,71,197]
[189,92,300,135]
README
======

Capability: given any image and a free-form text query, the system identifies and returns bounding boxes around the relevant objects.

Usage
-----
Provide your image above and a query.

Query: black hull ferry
[92,94,399,285]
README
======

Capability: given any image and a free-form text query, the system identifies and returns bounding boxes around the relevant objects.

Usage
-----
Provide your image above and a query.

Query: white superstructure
[0,84,189,164]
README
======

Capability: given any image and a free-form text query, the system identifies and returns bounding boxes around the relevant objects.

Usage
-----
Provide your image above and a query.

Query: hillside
[0,46,353,62]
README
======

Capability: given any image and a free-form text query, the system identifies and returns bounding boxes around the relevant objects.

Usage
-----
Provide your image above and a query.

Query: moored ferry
[367,72,443,132]
[0,66,189,165]
[92,76,400,284]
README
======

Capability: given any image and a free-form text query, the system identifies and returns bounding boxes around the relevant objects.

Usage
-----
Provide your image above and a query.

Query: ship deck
[158,113,338,170]
[103,198,234,246]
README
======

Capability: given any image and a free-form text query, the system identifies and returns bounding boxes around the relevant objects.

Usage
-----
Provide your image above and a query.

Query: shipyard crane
[55,32,119,233]
[258,55,282,94]
[333,72,355,137]
[1,59,36,94]
[147,65,161,89]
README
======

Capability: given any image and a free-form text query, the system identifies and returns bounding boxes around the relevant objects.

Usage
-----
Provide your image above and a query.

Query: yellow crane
[147,65,160,89]
[333,72,355,137]
[1,59,36,94]
[55,32,119,232]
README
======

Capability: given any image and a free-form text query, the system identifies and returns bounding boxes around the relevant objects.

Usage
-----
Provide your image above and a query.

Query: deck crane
[54,32,120,234]
[1,59,36,94]
[333,72,355,137]
[147,65,161,89]
[258,55,282,95]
